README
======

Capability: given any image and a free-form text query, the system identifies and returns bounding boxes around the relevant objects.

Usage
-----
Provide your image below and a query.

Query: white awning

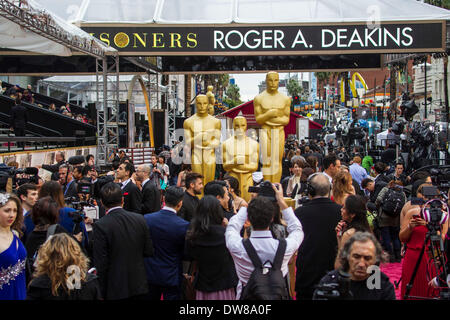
[0,0,116,56]
[34,0,450,24]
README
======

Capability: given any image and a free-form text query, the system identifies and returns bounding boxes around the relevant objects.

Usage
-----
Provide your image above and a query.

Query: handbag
[181,261,197,300]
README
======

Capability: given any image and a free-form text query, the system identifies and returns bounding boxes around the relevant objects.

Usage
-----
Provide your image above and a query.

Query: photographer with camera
[314,232,396,300]
[294,173,342,300]
[399,184,448,299]
[225,182,303,300]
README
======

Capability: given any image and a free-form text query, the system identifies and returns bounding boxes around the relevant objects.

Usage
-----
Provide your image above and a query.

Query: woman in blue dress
[0,193,27,300]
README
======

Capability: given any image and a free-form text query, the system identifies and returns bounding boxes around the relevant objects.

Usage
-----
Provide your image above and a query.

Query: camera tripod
[403,225,448,300]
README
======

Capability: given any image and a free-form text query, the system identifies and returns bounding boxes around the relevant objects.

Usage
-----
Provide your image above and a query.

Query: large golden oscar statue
[222,116,259,202]
[254,71,291,183]
[183,94,221,186]
[206,85,215,116]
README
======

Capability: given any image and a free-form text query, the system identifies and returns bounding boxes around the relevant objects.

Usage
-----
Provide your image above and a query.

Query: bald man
[136,164,161,214]
[294,173,341,300]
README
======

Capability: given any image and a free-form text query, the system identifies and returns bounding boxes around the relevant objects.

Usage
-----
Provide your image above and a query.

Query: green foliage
[424,0,450,9]
[225,83,242,106]
[286,78,303,97]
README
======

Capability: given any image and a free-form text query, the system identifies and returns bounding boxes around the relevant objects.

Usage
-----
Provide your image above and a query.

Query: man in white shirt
[225,182,304,299]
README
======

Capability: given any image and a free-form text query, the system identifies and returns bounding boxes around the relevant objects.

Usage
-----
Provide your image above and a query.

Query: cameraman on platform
[314,232,396,300]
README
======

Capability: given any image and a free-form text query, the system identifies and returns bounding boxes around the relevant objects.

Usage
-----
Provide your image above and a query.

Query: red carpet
[380,261,403,300]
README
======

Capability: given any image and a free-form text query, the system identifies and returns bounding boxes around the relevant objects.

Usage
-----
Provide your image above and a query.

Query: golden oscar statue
[183,94,221,186]
[254,71,291,183]
[222,116,259,202]
[206,85,215,116]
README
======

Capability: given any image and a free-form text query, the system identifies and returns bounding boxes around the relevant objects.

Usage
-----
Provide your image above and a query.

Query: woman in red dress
[399,191,448,300]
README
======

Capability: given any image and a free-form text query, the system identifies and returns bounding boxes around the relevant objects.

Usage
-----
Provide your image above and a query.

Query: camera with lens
[248,180,277,201]
[419,186,449,239]
[0,166,40,191]
[297,195,311,206]
[64,182,97,235]
[313,270,353,300]
[429,168,450,193]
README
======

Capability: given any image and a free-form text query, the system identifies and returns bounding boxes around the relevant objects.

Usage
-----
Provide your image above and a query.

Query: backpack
[381,188,405,217]
[240,238,290,300]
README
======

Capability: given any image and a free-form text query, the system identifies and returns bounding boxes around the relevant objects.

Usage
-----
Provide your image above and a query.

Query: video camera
[0,166,40,191]
[313,270,353,300]
[429,168,450,193]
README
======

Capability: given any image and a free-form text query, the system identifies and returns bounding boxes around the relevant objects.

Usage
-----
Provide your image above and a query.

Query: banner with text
[83,22,445,55]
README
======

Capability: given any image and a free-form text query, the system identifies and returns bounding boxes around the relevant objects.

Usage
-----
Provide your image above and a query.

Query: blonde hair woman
[27,233,101,300]
[332,171,355,206]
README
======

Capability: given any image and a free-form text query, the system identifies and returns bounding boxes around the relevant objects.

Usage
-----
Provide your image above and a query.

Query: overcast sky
[230,73,293,102]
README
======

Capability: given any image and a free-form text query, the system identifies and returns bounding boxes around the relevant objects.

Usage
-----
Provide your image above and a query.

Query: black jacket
[381,148,396,166]
[294,197,342,297]
[26,273,102,300]
[177,190,199,222]
[92,207,154,300]
[315,269,396,300]
[42,160,65,173]
[63,179,78,200]
[370,174,390,203]
[185,225,238,292]
[141,180,161,214]
[122,181,142,214]
[10,104,28,129]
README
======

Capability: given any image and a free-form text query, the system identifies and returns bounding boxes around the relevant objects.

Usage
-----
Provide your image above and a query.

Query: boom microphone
[68,155,86,166]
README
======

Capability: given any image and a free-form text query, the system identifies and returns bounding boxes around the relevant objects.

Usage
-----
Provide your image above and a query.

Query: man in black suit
[116,162,142,213]
[58,164,78,200]
[93,182,154,300]
[294,172,342,300]
[10,97,27,147]
[177,172,203,222]
[136,164,161,214]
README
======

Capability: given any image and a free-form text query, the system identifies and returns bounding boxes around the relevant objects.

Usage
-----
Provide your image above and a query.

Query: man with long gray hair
[314,232,395,300]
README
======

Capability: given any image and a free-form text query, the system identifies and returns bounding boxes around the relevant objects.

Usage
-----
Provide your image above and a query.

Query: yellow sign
[340,72,368,103]
[307,113,312,118]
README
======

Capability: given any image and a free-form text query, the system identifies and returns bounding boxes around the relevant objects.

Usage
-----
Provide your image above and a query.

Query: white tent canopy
[0,0,116,56]
[34,0,450,24]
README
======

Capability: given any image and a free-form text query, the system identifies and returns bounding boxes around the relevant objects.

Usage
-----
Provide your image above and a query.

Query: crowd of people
[0,137,449,301]
[2,81,94,126]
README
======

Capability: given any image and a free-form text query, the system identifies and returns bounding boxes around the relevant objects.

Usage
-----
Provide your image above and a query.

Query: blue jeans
[169,176,178,186]
[380,226,401,253]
